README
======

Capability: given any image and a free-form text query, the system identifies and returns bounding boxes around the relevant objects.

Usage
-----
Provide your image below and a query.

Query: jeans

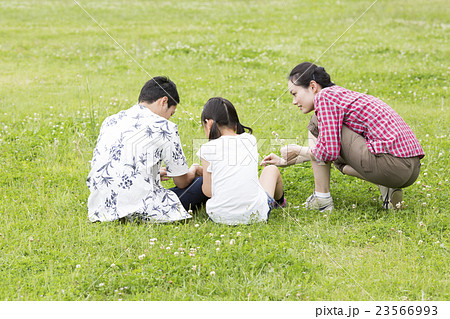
[170,177,209,211]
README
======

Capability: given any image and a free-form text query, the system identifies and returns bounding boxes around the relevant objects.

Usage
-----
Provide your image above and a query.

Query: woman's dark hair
[201,97,253,140]
[289,62,334,88]
[138,76,180,107]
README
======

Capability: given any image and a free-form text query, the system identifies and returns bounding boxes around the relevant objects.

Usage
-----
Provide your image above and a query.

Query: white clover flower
[99,283,104,287]
[236,232,241,237]
[188,210,193,214]
[220,234,225,238]
[76,264,81,269]
[398,230,402,235]
[209,233,214,236]
[174,252,179,256]
[195,224,199,227]
[166,247,171,250]
[210,271,216,276]
[215,240,221,246]
[138,254,145,260]
[352,204,357,209]
[189,253,195,257]
[422,202,427,207]
[110,263,115,268]
[418,240,423,245]
[192,265,197,271]
[216,248,220,251]
[150,241,155,245]
[229,239,235,245]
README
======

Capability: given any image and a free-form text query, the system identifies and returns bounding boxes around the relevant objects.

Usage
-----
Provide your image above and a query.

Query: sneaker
[378,185,403,209]
[303,193,334,212]
[274,197,286,209]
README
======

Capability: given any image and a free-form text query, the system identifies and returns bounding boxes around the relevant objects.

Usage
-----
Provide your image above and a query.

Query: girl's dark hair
[289,62,334,88]
[201,97,253,140]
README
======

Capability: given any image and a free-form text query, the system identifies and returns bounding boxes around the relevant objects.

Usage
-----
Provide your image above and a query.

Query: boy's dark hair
[201,97,253,141]
[289,62,334,88]
[138,76,180,107]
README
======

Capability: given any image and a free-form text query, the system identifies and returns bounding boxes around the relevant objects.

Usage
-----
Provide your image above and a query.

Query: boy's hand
[159,167,171,181]
[190,163,203,177]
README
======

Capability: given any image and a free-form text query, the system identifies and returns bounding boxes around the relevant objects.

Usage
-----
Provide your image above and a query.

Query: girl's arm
[201,158,212,197]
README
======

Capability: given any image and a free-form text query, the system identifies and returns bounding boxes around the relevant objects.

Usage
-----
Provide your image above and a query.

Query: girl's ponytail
[209,120,222,140]
[236,122,253,135]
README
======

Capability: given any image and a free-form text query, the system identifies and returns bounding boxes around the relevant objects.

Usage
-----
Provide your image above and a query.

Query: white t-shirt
[196,133,269,225]
[87,104,191,223]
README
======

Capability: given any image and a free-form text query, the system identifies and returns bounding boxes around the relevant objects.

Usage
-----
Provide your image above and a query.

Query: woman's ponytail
[289,62,334,88]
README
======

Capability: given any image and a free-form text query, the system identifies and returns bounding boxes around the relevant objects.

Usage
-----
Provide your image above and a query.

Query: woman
[262,62,424,212]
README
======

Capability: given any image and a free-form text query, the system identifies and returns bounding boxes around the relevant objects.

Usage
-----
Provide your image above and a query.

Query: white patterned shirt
[87,104,191,222]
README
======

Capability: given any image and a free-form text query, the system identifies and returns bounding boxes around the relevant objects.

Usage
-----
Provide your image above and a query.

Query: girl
[262,62,424,212]
[197,97,284,225]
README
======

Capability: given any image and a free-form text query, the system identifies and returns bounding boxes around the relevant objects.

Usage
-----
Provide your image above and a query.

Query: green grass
[0,0,448,300]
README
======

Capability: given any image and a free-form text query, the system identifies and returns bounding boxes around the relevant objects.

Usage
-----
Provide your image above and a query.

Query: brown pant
[307,115,421,188]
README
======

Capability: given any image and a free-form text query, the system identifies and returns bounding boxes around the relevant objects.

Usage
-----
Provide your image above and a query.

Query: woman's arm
[312,97,344,162]
[261,145,311,167]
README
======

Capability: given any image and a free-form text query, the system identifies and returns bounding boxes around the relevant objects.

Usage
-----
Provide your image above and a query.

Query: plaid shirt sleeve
[311,93,344,162]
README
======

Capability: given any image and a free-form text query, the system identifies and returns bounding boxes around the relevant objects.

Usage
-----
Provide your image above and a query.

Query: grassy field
[0,0,448,300]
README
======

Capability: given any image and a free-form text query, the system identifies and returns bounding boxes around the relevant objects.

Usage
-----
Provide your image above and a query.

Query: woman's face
[288,80,316,114]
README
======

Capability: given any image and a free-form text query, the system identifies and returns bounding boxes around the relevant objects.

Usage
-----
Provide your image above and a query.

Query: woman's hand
[260,153,287,167]
[261,144,311,167]
[280,144,310,165]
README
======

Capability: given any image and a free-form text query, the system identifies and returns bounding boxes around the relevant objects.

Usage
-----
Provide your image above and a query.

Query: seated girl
[197,97,285,225]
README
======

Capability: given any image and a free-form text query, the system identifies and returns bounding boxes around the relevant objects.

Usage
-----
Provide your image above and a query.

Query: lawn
[0,0,448,300]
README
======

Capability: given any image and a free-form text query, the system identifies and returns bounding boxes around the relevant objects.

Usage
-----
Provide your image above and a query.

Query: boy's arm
[172,164,201,189]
